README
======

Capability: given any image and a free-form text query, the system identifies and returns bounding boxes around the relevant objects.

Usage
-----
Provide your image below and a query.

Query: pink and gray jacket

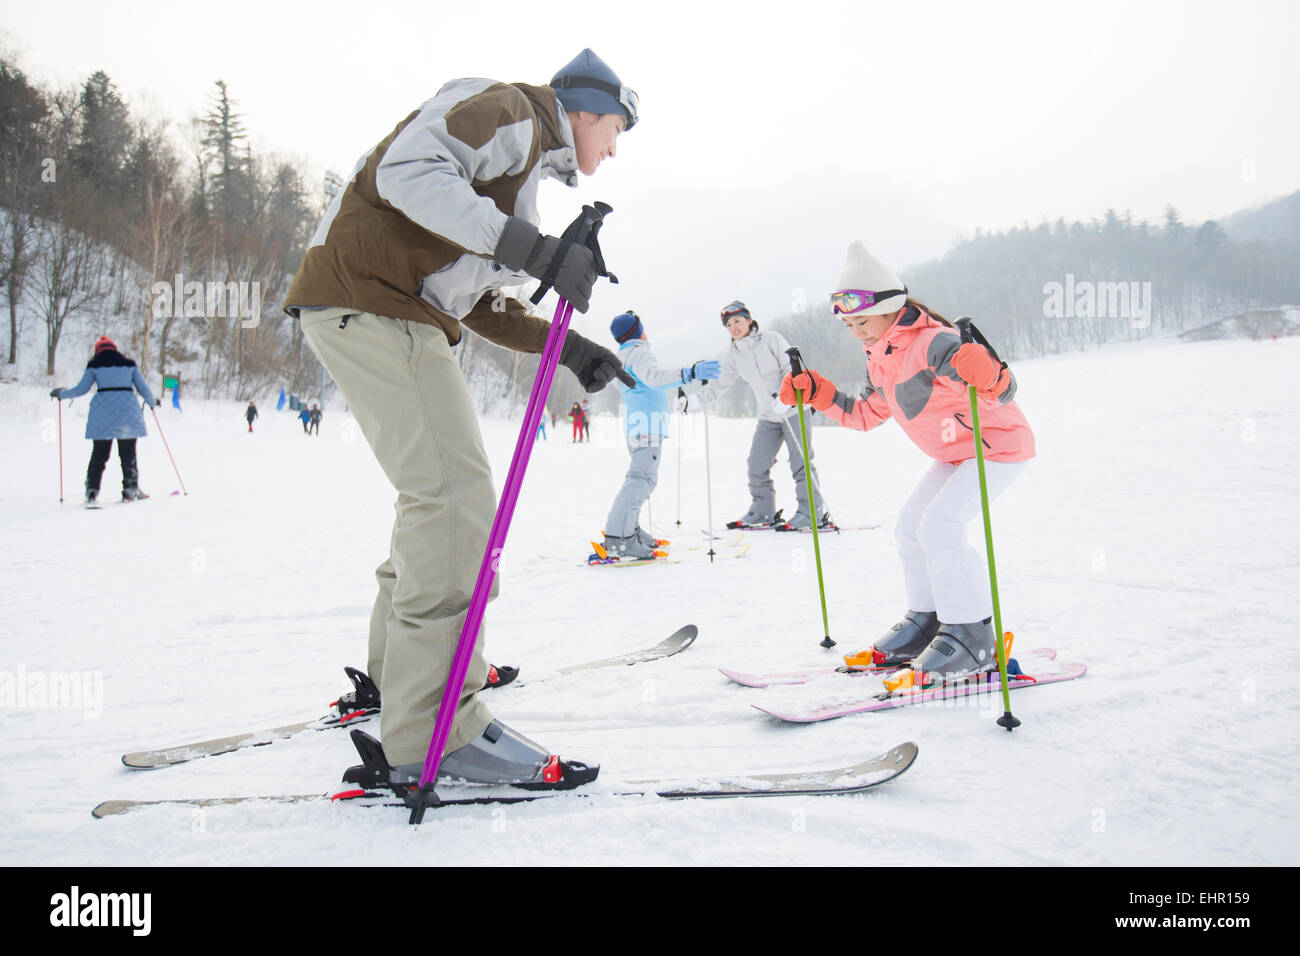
[822,305,1035,465]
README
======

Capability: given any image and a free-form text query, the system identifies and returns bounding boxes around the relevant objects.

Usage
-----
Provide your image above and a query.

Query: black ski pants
[87,439,138,492]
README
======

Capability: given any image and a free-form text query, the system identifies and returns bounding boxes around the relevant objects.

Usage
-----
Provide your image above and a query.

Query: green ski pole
[785,348,834,649]
[954,317,1019,731]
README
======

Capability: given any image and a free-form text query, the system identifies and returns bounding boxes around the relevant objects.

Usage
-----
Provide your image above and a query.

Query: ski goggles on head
[829,288,908,316]
[553,76,639,130]
[720,301,751,323]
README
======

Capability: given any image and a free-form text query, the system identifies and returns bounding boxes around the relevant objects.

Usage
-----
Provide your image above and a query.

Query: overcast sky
[3,0,1298,358]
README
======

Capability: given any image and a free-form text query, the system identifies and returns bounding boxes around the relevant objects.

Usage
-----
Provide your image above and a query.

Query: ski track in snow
[1,336,1298,864]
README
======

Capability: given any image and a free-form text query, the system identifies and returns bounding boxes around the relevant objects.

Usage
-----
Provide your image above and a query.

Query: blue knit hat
[610,311,643,343]
[552,49,638,129]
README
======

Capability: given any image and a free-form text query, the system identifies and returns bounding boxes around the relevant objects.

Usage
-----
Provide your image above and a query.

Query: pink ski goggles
[830,288,907,316]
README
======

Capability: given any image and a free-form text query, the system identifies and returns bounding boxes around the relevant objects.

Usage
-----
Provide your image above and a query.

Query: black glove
[495,217,597,313]
[49,388,61,399]
[155,399,163,407]
[560,330,635,392]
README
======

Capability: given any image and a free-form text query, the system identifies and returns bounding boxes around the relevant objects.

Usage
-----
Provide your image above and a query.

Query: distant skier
[246,401,258,433]
[778,242,1035,684]
[581,399,592,442]
[299,405,311,433]
[600,311,719,559]
[686,301,832,531]
[49,335,159,507]
[569,402,585,442]
[309,404,322,436]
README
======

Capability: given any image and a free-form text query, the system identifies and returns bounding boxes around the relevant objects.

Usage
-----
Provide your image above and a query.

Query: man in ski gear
[686,301,832,530]
[246,401,258,432]
[309,404,322,435]
[298,405,311,433]
[780,242,1034,684]
[50,336,159,506]
[602,311,720,560]
[284,49,637,787]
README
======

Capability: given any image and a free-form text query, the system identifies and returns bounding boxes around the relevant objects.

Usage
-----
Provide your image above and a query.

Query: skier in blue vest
[601,311,720,559]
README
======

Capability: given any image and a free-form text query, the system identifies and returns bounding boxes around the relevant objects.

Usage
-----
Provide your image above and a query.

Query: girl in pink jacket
[779,242,1035,684]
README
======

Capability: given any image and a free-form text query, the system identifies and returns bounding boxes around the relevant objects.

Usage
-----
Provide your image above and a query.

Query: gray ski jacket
[284,78,578,354]
[696,329,798,423]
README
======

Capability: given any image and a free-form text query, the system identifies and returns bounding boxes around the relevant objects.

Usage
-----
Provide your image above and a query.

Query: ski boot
[843,610,939,669]
[121,486,150,502]
[594,533,664,563]
[726,508,781,530]
[84,484,101,509]
[341,722,599,792]
[885,618,1000,690]
[332,663,516,721]
[634,525,670,549]
[776,511,836,532]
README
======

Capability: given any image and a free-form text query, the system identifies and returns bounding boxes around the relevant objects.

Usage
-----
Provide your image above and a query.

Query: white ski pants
[895,459,1027,625]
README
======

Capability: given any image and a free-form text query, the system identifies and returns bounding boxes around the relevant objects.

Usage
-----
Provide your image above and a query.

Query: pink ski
[753,660,1087,723]
[722,648,1057,688]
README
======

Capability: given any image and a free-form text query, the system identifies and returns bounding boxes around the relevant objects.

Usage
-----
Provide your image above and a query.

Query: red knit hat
[93,335,117,354]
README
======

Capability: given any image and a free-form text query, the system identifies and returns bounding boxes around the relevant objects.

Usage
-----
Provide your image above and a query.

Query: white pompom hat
[836,242,908,316]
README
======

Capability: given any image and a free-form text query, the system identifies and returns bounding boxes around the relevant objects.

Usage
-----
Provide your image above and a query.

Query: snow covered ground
[2,334,1297,865]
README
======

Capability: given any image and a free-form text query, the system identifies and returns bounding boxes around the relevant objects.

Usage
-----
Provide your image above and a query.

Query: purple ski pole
[408,203,616,823]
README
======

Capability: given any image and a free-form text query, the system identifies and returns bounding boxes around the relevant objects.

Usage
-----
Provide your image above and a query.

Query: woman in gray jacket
[688,301,833,531]
[51,335,159,507]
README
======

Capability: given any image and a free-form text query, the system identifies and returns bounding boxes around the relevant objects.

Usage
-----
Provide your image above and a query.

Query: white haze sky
[3,0,1298,358]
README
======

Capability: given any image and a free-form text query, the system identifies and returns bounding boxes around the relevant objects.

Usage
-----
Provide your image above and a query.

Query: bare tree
[122,116,190,377]
[0,56,49,364]
[29,203,106,375]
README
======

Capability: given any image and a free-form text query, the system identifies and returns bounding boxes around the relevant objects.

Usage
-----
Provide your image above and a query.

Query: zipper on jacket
[339,315,350,330]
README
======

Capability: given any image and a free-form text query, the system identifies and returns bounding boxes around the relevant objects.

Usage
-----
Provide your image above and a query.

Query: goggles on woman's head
[830,288,907,316]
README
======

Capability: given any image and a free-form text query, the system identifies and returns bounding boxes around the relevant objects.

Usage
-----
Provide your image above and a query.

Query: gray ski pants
[746,411,827,519]
[604,433,664,538]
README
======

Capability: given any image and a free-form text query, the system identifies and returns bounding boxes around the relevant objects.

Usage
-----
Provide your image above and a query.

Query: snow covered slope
[1,335,1296,865]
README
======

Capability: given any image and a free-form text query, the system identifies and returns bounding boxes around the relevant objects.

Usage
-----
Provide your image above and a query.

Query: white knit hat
[836,242,908,316]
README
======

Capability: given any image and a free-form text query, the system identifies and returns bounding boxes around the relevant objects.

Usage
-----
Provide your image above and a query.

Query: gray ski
[93,740,916,818]
[121,625,698,769]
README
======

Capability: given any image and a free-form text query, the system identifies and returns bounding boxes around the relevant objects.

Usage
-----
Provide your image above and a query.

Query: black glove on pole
[559,331,635,391]
[493,200,621,315]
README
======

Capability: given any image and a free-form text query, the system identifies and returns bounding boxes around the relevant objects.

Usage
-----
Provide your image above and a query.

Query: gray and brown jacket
[284,78,578,353]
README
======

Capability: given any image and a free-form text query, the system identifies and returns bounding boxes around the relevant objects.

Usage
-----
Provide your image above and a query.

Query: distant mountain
[1223,190,1300,246]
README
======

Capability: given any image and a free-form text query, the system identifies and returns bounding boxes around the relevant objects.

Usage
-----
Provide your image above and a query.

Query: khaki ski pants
[302,308,494,764]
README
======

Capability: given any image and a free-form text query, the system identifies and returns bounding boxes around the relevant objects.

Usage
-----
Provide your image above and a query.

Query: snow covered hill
[1,334,1297,865]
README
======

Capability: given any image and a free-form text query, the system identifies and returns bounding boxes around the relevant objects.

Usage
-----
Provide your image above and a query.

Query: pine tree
[201,79,251,235]
[71,71,132,202]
